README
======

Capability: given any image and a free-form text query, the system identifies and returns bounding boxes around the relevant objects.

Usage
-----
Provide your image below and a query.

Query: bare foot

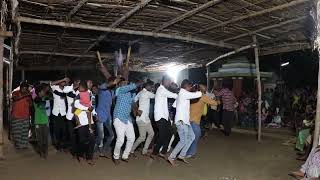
[159,153,167,159]
[178,157,190,164]
[167,158,178,167]
[288,171,304,178]
[87,160,95,166]
[122,158,129,163]
[113,159,120,166]
[130,152,137,158]
[150,154,156,160]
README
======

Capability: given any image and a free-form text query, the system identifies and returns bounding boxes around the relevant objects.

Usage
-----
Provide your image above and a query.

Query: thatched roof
[10,0,312,71]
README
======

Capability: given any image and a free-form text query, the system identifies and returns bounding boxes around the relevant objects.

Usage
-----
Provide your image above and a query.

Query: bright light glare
[281,62,290,67]
[166,63,187,83]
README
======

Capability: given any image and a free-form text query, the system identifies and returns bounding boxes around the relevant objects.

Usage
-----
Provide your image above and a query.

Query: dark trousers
[76,125,95,160]
[49,115,55,145]
[35,124,49,157]
[208,108,220,127]
[66,120,76,155]
[52,115,66,150]
[152,118,172,155]
[222,110,234,136]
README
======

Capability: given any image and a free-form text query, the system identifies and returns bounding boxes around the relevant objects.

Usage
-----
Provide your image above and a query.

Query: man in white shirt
[151,75,178,158]
[168,79,202,166]
[63,80,80,154]
[50,77,69,150]
[74,81,95,165]
[131,81,155,155]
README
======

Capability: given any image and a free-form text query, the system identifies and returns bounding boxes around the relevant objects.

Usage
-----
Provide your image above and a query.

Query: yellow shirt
[190,95,218,124]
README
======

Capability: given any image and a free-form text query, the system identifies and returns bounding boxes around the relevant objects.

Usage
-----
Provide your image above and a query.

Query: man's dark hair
[154,83,161,91]
[180,79,192,89]
[144,80,154,88]
[222,80,233,90]
[79,80,88,90]
[20,81,29,88]
[162,75,172,84]
[35,84,44,96]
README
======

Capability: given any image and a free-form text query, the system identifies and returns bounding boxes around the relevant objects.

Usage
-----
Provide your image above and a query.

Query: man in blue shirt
[113,78,140,164]
[95,77,119,158]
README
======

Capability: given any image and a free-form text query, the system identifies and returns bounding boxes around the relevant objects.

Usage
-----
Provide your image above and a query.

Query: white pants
[113,118,135,160]
[131,121,154,154]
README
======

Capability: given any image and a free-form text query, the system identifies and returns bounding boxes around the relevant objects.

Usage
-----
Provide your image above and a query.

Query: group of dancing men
[11,63,236,166]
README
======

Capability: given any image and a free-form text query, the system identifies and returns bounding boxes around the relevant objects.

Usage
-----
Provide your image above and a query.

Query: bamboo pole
[206,66,210,89]
[313,0,320,148]
[154,0,223,32]
[206,44,255,67]
[253,35,262,142]
[0,36,4,160]
[19,50,113,58]
[69,0,154,65]
[222,16,306,42]
[126,46,132,67]
[96,51,103,65]
[196,0,309,34]
[17,17,236,49]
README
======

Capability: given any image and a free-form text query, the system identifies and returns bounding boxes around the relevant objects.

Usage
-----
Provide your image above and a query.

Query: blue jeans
[187,122,201,157]
[95,120,114,154]
[169,121,195,159]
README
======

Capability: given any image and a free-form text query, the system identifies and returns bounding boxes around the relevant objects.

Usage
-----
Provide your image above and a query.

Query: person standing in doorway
[131,81,155,156]
[11,82,32,149]
[50,77,69,150]
[215,81,236,136]
[168,80,202,166]
[151,75,178,159]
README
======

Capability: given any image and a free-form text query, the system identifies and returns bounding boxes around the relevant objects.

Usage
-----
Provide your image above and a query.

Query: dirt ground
[0,130,301,180]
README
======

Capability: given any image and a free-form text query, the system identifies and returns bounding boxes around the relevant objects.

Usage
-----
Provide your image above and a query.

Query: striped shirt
[215,88,236,112]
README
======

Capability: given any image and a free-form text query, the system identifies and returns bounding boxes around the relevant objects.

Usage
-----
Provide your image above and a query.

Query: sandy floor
[0,130,301,180]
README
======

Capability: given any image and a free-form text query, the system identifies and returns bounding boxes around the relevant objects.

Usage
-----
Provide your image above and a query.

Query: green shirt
[34,99,49,125]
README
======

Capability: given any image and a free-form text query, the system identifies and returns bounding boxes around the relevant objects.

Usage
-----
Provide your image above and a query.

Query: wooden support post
[21,70,25,81]
[313,0,320,147]
[314,51,320,147]
[0,36,4,159]
[18,17,236,50]
[206,44,255,67]
[253,35,262,142]
[206,66,210,89]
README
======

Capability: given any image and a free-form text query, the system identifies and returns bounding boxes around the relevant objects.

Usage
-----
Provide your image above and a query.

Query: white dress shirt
[174,88,202,125]
[51,85,67,116]
[134,88,155,123]
[63,84,76,120]
[154,85,178,121]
